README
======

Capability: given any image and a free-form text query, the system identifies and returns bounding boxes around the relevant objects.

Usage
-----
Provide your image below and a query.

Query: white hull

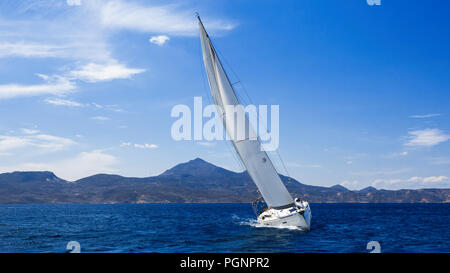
[257,200,311,230]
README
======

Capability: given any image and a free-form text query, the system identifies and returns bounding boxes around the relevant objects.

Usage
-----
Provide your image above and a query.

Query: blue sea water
[0,203,448,253]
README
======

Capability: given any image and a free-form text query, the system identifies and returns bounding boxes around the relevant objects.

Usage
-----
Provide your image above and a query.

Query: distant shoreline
[1,202,449,205]
[1,158,449,204]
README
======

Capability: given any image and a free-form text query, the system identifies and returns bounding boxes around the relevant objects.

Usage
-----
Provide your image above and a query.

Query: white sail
[198,17,294,209]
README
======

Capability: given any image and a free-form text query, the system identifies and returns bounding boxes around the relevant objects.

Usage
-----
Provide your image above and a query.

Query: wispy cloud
[340,180,359,189]
[134,143,158,149]
[373,176,450,190]
[0,136,30,151]
[0,6,111,63]
[68,62,145,82]
[45,99,125,113]
[0,0,234,101]
[120,142,158,149]
[0,150,118,181]
[149,35,170,46]
[95,104,125,113]
[0,132,76,152]
[91,116,109,121]
[21,128,39,135]
[385,151,408,158]
[66,0,82,6]
[405,128,450,147]
[409,113,441,119]
[0,42,69,58]
[45,98,84,107]
[421,176,448,183]
[99,0,235,36]
[0,74,76,99]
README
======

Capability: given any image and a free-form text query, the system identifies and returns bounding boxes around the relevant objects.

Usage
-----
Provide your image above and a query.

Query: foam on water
[232,214,306,231]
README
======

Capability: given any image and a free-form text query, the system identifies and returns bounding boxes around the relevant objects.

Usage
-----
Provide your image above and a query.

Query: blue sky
[0,0,449,190]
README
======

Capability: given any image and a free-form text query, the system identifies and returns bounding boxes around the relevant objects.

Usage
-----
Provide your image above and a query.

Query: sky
[0,0,449,190]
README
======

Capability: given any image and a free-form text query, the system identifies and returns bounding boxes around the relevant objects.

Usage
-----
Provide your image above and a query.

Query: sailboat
[198,16,311,230]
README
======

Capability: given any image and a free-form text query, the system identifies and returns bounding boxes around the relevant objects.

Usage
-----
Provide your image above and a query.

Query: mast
[198,16,294,209]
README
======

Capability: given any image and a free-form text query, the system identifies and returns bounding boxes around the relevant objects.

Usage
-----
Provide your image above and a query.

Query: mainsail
[198,17,294,209]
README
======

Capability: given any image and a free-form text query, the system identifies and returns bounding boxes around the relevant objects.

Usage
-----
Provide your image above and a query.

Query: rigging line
[209,36,293,182]
[258,117,292,181]
[212,46,254,106]
[275,148,291,179]
[207,39,251,106]
[213,50,254,108]
[225,136,246,172]
[205,29,291,180]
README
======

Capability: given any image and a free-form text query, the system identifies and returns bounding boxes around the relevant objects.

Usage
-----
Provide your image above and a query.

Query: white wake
[231,214,306,231]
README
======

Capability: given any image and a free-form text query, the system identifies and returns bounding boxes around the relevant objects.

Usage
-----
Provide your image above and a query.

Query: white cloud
[134,143,158,149]
[0,74,76,99]
[373,176,450,190]
[45,98,84,107]
[409,113,441,119]
[405,128,450,147]
[67,0,82,6]
[92,102,103,108]
[386,151,409,158]
[0,0,235,102]
[0,10,111,63]
[32,134,77,150]
[422,176,448,183]
[99,0,235,36]
[0,150,118,181]
[0,133,76,152]
[120,142,158,149]
[149,35,170,46]
[407,176,422,182]
[89,103,124,112]
[0,136,30,152]
[69,62,145,82]
[340,180,359,189]
[91,116,109,121]
[0,42,68,58]
[21,128,40,135]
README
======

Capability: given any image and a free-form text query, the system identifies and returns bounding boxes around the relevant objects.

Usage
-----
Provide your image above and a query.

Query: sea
[0,203,448,253]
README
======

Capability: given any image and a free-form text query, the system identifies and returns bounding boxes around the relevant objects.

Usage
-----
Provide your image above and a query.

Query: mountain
[0,158,448,204]
[359,186,377,193]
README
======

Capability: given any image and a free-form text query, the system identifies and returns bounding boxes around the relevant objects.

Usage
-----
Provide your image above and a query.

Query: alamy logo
[171,97,280,151]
